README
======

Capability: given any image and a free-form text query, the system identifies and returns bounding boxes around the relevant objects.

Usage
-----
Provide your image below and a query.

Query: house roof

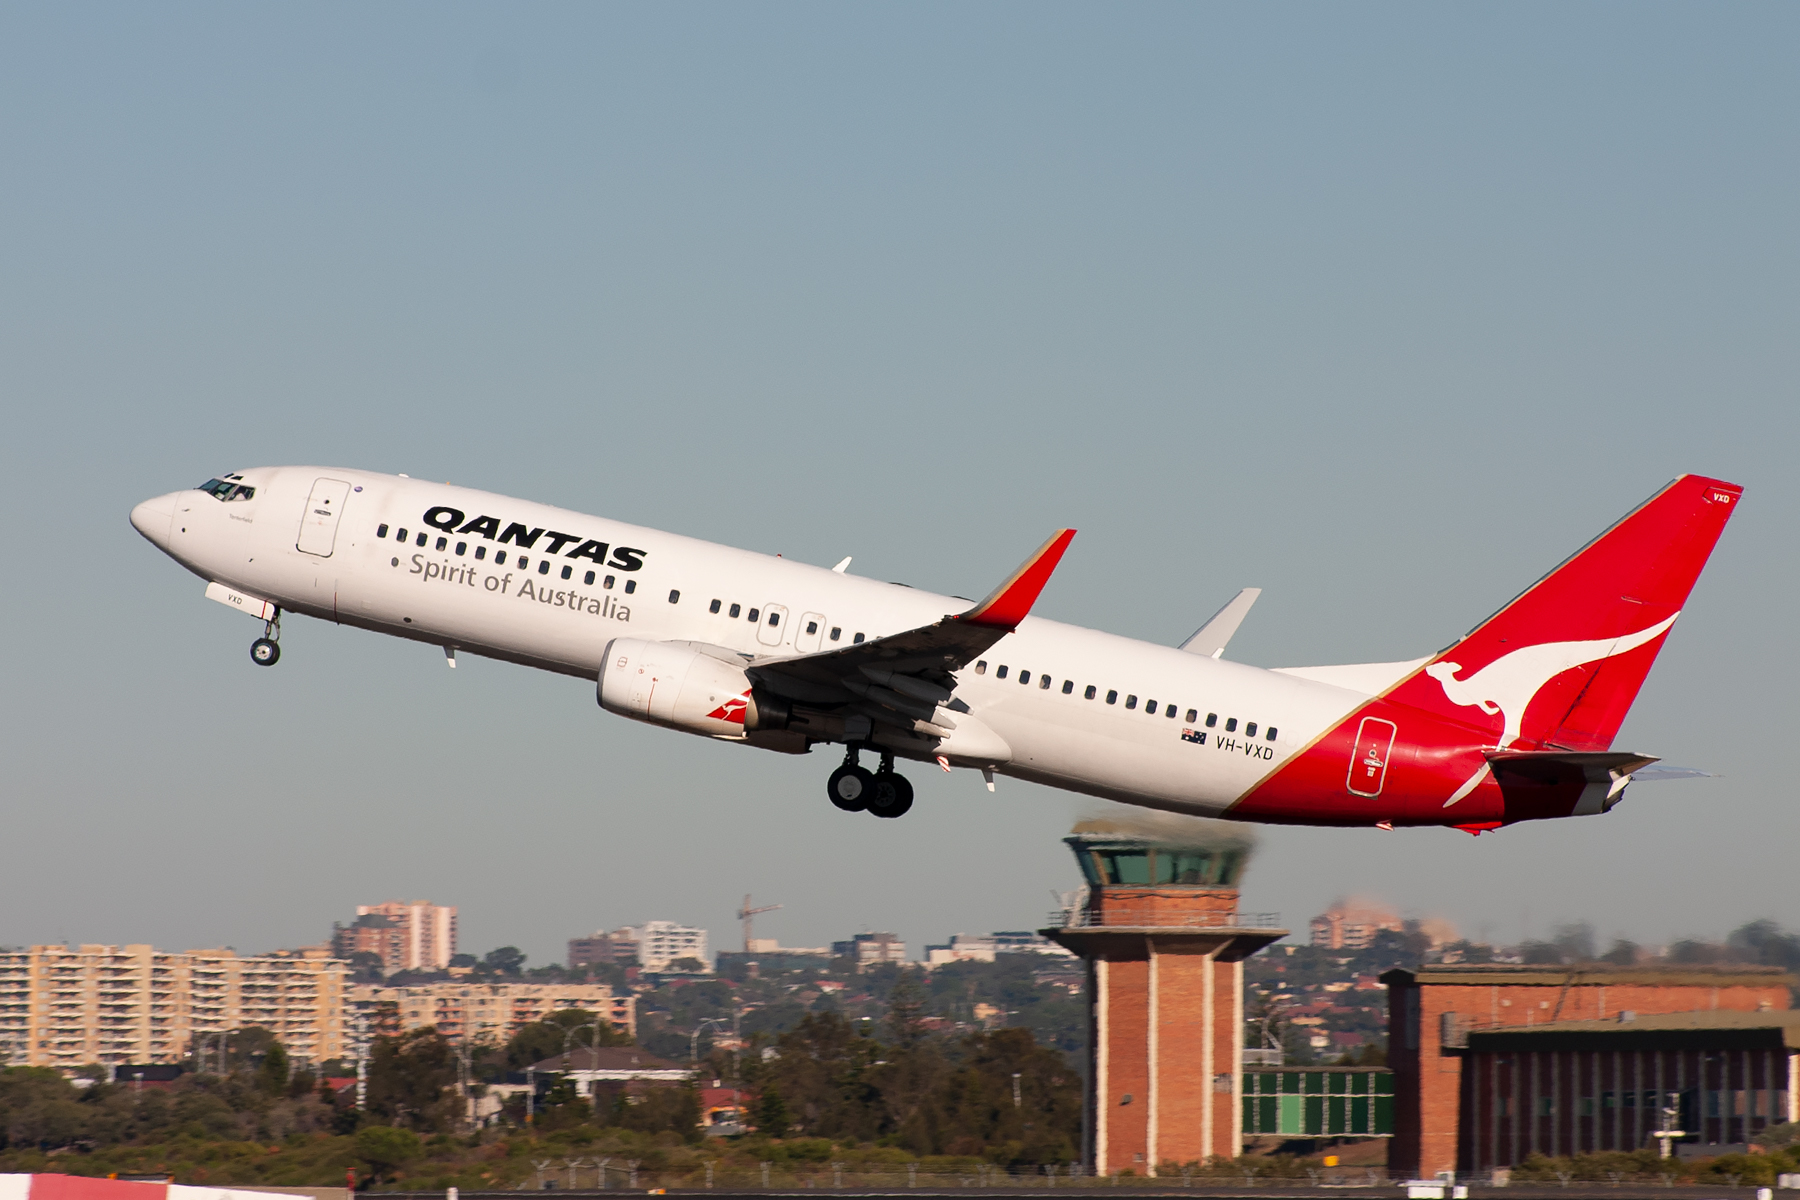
[1466,1009,1800,1053]
[1381,963,1796,989]
[529,1046,687,1074]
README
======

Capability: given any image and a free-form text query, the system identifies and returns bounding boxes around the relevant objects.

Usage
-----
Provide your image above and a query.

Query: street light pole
[691,1018,730,1065]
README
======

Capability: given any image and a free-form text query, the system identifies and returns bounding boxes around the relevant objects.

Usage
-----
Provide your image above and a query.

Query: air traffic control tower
[1042,822,1287,1175]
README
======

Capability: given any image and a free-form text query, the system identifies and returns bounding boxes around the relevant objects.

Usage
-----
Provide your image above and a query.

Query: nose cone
[130,492,178,551]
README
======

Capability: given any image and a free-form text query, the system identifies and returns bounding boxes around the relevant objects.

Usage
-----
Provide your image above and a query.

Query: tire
[868,772,914,819]
[250,638,281,667]
[827,764,873,812]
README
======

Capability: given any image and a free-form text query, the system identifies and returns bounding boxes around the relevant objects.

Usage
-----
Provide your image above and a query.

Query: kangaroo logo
[1424,614,1679,749]
[707,690,752,725]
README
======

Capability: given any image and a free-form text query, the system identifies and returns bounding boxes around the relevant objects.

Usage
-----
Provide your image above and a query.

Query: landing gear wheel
[827,764,874,812]
[867,771,914,819]
[250,638,281,667]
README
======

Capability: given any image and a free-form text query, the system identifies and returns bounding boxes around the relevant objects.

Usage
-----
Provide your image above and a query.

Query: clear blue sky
[1,3,1795,965]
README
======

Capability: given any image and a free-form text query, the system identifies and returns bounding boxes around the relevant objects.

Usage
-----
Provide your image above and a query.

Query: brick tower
[1043,823,1286,1175]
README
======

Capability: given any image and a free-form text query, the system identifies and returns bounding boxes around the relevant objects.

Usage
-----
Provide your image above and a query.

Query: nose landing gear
[826,746,913,818]
[250,612,282,667]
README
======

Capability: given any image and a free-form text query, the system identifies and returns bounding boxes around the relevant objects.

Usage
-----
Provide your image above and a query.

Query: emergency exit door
[296,478,352,557]
[757,604,789,647]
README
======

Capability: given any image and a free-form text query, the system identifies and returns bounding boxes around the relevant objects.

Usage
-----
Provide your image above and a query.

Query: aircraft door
[1345,717,1397,798]
[795,611,826,653]
[296,478,352,557]
[756,603,789,647]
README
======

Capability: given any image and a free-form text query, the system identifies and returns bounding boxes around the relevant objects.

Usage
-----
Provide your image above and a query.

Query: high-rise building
[831,932,907,965]
[335,901,456,972]
[1309,899,1405,950]
[351,981,634,1043]
[0,944,348,1070]
[568,929,643,971]
[628,922,709,973]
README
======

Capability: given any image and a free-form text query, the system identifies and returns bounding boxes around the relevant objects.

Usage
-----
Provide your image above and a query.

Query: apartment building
[335,900,457,972]
[351,981,634,1043]
[0,945,347,1070]
[568,928,642,971]
[628,923,710,973]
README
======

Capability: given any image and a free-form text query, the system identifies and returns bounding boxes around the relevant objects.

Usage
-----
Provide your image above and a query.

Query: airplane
[129,470,1740,831]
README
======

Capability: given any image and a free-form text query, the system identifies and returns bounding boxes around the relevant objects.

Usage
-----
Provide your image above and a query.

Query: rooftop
[1467,1008,1800,1051]
[1382,962,1797,989]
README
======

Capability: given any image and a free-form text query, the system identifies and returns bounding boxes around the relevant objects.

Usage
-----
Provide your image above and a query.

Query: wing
[1178,587,1261,658]
[746,529,1075,744]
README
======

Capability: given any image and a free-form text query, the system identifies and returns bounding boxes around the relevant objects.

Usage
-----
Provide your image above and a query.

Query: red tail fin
[1387,475,1742,752]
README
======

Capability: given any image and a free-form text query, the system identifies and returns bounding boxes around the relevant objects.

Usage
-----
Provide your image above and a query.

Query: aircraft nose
[130,492,178,551]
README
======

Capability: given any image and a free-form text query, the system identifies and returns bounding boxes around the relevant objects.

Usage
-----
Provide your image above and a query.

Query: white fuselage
[132,467,1387,817]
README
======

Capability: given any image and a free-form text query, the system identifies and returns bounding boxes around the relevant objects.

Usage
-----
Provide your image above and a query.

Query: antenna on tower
[737,894,782,953]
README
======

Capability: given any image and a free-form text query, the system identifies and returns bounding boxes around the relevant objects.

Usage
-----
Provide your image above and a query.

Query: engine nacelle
[598,638,788,737]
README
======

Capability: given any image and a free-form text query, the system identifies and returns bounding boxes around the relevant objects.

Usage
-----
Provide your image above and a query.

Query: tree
[353,1123,421,1181]
[753,1082,791,1137]
[366,1028,460,1130]
[501,1008,632,1073]
[347,951,387,983]
[257,1040,290,1095]
[480,946,527,977]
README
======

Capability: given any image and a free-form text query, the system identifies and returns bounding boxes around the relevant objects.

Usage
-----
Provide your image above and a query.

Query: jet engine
[598,638,789,737]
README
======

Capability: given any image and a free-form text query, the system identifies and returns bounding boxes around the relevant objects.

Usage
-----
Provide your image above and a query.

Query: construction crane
[737,894,781,953]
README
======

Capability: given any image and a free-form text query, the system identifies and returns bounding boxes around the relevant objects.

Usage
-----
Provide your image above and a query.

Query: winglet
[1179,587,1262,658]
[958,529,1076,629]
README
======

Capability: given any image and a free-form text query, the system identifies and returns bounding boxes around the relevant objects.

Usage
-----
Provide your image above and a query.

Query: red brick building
[1045,827,1285,1175]
[1383,963,1793,1178]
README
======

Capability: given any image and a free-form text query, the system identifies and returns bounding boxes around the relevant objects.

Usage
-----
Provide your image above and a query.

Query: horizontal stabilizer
[1485,749,1660,778]
[1179,587,1261,658]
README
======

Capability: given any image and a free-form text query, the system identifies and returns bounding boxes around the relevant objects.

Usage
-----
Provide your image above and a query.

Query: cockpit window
[198,479,255,502]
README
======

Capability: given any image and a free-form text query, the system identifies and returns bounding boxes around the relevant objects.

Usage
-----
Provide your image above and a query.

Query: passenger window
[767,612,778,626]
[1225,718,1237,732]
[538,560,551,575]
[1146,701,1157,715]
[830,627,842,641]
[585,571,596,585]
[805,620,818,634]
[456,542,467,556]
[1085,685,1097,700]
[1019,671,1031,685]
[396,528,407,542]
[495,550,507,565]
[710,599,722,614]
[1246,722,1258,737]
[561,565,573,580]
[853,633,865,644]
[436,536,448,551]
[1166,706,1177,719]
[1062,680,1073,694]
[1106,690,1118,704]
[604,575,615,589]
[1041,676,1053,690]
[1266,727,1278,742]
[1125,695,1138,710]
[517,557,529,570]
[1186,709,1197,723]
[997,666,1008,679]
[748,608,760,622]
[415,533,426,547]
[1206,713,1217,728]
[624,579,636,594]
[729,603,741,618]
[975,661,987,675]
[377,524,389,538]
[672,590,682,604]
[475,546,487,560]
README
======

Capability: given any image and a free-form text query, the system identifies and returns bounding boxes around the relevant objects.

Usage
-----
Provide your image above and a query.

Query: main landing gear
[250,611,282,667]
[826,746,914,818]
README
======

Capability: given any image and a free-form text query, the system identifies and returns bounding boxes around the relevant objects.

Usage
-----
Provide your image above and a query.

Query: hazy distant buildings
[924,931,1076,966]
[353,980,633,1043]
[833,932,906,966]
[631,922,709,972]
[568,928,642,971]
[1310,899,1405,950]
[0,944,348,1069]
[333,900,457,972]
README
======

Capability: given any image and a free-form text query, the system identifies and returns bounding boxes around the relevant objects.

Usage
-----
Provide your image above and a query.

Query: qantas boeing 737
[129,470,1739,830]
